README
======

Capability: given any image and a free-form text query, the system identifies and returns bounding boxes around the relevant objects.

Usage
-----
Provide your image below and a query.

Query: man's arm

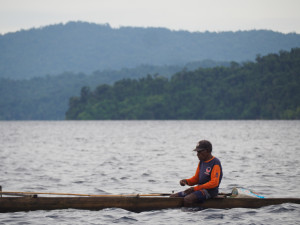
[185,163,200,186]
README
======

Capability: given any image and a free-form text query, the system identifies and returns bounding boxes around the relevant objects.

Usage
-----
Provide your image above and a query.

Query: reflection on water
[0,121,299,224]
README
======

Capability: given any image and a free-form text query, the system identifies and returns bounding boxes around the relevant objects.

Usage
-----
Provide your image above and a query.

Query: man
[170,140,223,206]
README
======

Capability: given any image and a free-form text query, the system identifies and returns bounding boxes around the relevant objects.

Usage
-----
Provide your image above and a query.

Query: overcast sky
[1,0,300,34]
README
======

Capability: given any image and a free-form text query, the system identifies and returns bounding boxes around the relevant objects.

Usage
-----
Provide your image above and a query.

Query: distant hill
[66,48,300,120]
[1,21,300,79]
[1,62,232,120]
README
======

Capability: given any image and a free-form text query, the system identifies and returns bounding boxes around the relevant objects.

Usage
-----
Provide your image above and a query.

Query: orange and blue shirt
[186,156,222,197]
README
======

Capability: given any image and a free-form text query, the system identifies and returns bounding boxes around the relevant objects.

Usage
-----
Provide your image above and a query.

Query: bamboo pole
[0,191,171,197]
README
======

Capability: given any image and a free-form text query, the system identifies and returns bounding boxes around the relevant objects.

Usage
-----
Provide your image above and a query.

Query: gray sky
[1,0,300,34]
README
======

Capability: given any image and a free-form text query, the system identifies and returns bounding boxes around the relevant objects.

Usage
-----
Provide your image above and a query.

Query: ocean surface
[0,121,299,225]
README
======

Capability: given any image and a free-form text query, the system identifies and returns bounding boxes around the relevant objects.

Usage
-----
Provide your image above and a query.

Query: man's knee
[183,193,198,206]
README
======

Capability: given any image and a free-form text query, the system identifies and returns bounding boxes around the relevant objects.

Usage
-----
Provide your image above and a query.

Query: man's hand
[184,187,195,195]
[180,179,188,186]
[169,193,180,198]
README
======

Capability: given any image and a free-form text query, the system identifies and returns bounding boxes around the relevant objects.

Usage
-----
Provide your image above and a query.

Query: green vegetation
[1,22,300,120]
[1,62,230,120]
[1,21,300,79]
[66,48,300,120]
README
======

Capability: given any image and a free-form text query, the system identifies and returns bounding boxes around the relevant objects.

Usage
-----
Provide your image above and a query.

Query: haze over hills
[1,21,300,80]
[0,21,300,120]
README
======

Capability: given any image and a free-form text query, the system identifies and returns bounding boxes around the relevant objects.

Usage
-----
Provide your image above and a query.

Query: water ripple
[0,121,299,225]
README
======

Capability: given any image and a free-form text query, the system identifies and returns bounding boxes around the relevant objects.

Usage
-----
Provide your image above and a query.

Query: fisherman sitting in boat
[170,140,223,206]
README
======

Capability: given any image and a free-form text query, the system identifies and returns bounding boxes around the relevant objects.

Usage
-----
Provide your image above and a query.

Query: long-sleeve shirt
[186,156,223,197]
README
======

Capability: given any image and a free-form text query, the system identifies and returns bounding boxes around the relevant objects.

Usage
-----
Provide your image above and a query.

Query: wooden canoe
[0,196,299,213]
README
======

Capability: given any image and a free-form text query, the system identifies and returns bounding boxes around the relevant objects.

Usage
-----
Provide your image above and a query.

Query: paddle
[0,191,171,197]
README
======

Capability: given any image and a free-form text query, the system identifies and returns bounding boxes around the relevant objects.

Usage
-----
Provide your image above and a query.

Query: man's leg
[184,190,210,206]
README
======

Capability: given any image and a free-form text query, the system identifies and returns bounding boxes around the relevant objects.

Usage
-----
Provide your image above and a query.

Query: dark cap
[193,140,212,152]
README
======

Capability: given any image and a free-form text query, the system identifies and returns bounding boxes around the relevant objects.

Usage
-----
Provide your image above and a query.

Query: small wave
[15,167,28,172]
[148,179,157,183]
[94,188,110,194]
[181,207,204,212]
[267,204,298,213]
[45,215,59,219]
[113,216,138,223]
[73,180,84,184]
[204,213,225,220]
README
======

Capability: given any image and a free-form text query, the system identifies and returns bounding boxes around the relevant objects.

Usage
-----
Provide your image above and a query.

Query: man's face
[197,149,208,161]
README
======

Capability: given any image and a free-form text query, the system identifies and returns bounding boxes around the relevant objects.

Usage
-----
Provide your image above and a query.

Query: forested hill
[0,61,230,120]
[1,21,300,79]
[66,48,300,120]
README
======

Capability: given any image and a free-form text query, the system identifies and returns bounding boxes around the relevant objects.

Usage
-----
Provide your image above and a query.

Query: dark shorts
[179,189,211,203]
[193,189,211,202]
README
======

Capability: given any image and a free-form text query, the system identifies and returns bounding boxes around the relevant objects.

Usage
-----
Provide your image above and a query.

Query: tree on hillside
[65,48,300,120]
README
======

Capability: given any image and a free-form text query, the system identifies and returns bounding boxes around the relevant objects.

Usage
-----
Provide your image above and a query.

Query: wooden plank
[0,197,299,213]
[0,197,183,212]
[0,191,170,197]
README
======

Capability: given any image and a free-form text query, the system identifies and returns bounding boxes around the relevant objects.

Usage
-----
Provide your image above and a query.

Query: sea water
[0,121,299,224]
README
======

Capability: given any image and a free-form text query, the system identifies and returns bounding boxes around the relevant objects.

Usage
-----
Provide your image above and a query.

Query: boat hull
[0,196,299,213]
